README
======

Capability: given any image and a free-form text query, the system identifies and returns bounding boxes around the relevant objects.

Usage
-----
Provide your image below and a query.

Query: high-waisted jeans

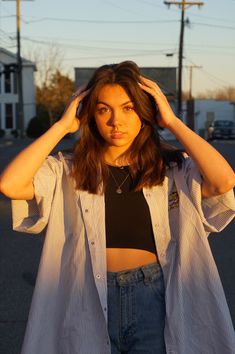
[107,261,166,354]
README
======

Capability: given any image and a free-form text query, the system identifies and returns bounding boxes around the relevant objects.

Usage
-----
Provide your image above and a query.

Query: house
[0,47,36,136]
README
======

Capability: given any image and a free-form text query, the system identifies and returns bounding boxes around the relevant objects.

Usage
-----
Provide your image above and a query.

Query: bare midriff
[106,248,158,272]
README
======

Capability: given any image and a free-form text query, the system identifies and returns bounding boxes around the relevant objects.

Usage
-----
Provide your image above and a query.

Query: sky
[1,0,235,95]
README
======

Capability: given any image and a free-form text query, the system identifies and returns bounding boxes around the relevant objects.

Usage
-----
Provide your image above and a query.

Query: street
[0,137,235,354]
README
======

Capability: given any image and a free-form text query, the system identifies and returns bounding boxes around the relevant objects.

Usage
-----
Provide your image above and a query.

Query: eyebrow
[96,100,133,107]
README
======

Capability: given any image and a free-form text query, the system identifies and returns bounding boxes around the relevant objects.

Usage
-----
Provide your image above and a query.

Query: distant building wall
[140,67,176,96]
[193,100,235,137]
[74,66,177,97]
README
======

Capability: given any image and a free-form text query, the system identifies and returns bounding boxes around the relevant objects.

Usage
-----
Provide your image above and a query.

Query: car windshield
[214,121,234,127]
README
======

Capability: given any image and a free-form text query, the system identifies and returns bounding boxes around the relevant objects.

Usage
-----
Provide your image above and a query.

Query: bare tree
[196,86,235,101]
[23,43,65,88]
[23,44,74,128]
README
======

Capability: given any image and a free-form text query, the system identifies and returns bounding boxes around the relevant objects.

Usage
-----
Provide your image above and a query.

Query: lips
[110,131,126,139]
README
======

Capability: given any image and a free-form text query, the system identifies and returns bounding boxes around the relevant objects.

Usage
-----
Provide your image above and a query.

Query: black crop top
[105,165,156,254]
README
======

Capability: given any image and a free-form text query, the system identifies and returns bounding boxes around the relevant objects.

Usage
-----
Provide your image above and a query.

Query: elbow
[216,175,235,195]
[0,176,34,200]
[0,177,11,198]
[0,175,17,199]
[202,174,235,198]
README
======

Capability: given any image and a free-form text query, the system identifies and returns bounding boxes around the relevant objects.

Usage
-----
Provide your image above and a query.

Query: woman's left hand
[139,76,178,129]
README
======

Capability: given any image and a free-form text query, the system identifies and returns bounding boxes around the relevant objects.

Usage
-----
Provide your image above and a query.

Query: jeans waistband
[107,261,163,286]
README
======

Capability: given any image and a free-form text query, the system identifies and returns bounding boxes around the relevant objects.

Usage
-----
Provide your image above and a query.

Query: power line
[21,35,176,53]
[201,68,234,87]
[164,0,204,116]
[19,33,235,50]
[103,0,158,20]
[22,35,178,46]
[186,11,235,24]
[60,51,176,61]
[191,21,235,30]
[20,16,179,24]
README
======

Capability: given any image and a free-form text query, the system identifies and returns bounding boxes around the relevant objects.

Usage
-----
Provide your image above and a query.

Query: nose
[109,109,122,127]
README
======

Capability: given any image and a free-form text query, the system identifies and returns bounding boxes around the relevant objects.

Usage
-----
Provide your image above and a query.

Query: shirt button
[96,274,101,279]
[91,241,95,245]
[160,252,165,257]
[104,307,107,311]
[85,209,89,213]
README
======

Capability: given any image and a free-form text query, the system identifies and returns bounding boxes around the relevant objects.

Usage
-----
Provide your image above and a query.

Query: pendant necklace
[109,168,130,194]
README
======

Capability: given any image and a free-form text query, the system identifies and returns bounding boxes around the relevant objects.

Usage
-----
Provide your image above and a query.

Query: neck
[104,147,130,167]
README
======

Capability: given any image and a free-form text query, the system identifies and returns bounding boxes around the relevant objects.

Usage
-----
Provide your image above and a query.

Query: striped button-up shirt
[12,152,235,354]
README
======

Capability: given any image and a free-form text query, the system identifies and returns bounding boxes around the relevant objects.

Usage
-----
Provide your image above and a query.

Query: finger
[71,84,88,98]
[78,88,90,101]
[70,88,91,106]
[139,76,161,91]
[63,87,89,114]
[71,88,91,118]
[138,82,160,98]
[139,81,166,101]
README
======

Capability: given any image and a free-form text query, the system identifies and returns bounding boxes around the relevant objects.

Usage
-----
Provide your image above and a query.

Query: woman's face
[94,84,142,152]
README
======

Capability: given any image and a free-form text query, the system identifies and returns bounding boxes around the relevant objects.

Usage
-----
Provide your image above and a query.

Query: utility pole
[2,0,33,138]
[164,1,204,117]
[16,0,24,138]
[185,65,202,99]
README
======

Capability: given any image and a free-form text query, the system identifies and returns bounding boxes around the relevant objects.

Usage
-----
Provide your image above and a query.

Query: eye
[96,106,110,115]
[123,105,134,112]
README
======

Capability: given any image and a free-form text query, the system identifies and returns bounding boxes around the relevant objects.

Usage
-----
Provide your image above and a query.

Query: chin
[110,140,131,148]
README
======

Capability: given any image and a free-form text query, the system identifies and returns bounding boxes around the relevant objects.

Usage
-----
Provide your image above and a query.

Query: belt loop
[141,265,152,284]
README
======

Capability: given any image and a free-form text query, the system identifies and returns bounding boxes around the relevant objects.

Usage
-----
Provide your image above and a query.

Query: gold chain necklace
[108,168,130,194]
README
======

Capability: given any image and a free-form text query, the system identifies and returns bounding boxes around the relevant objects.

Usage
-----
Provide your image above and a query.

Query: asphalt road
[0,137,234,354]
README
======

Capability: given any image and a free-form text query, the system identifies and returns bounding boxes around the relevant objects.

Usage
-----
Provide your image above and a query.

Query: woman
[0,61,235,354]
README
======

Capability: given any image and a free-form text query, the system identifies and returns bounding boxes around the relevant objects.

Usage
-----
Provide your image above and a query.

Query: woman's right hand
[58,85,90,134]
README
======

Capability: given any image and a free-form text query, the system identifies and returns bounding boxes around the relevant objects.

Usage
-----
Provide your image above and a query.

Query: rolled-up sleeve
[183,156,235,233]
[11,155,60,234]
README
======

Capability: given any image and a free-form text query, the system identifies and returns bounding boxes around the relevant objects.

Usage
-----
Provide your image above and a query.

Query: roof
[0,47,36,69]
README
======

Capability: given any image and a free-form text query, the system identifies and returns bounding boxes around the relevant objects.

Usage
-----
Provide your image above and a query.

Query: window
[0,63,3,94]
[4,71,11,93]
[13,72,18,94]
[0,103,2,128]
[5,104,13,129]
[15,103,19,129]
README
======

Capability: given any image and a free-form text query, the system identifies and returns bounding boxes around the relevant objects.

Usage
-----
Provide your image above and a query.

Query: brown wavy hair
[71,61,184,194]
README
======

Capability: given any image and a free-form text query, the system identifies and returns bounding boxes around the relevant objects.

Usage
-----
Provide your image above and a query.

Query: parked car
[212,120,235,140]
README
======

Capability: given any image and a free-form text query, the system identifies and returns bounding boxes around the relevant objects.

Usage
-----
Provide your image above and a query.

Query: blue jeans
[107,261,166,354]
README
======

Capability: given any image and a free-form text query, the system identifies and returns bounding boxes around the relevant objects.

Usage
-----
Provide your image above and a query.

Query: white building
[189,99,235,137]
[0,47,36,136]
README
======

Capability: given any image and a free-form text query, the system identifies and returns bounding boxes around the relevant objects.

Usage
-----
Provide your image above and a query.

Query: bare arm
[0,87,89,200]
[139,77,235,198]
[167,118,235,197]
